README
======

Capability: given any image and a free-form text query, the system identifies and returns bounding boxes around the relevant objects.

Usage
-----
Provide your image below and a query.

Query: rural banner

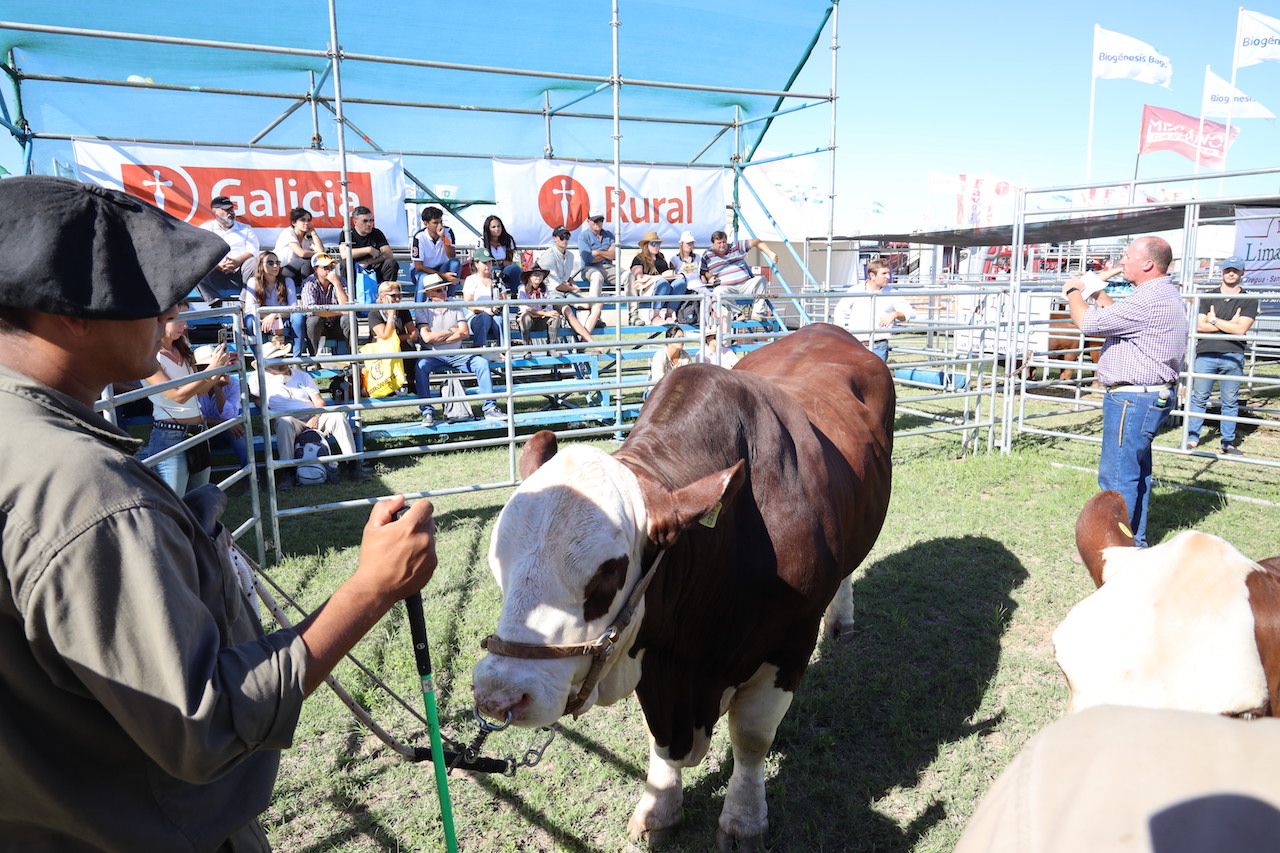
[72,141,409,245]
[492,159,727,246]
[1138,105,1240,170]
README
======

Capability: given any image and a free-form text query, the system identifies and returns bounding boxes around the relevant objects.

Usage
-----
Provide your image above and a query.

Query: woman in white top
[140,304,234,495]
[242,251,303,356]
[646,325,693,399]
[273,207,322,284]
[670,229,707,294]
[462,247,508,350]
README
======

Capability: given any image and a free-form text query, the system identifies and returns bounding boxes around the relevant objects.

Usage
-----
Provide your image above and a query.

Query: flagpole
[1194,65,1207,177]
[1086,25,1099,183]
[1221,6,1245,194]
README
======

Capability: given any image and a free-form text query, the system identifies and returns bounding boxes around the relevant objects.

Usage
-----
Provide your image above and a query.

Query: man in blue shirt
[575,211,613,331]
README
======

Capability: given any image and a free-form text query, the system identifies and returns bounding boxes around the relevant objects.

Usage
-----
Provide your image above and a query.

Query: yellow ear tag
[1118,521,1133,539]
[699,502,723,529]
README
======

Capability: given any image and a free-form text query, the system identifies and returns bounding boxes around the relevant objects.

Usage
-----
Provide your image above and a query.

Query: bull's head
[472,431,743,727]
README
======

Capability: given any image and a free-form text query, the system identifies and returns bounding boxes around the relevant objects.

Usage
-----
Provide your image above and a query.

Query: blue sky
[2,1,1278,234]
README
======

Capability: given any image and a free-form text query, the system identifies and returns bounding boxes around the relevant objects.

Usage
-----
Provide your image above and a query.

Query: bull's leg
[822,575,855,639]
[628,737,684,846]
[717,664,793,852]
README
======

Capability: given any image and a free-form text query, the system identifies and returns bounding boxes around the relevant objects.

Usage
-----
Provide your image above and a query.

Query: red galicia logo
[120,165,372,228]
[538,175,591,232]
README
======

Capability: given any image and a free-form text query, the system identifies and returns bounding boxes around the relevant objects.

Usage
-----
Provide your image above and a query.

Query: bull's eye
[582,556,629,622]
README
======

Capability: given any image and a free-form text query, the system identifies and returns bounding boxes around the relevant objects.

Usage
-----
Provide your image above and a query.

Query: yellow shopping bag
[359,335,406,398]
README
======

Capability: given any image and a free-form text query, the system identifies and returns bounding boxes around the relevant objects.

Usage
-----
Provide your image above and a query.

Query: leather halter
[480,548,666,718]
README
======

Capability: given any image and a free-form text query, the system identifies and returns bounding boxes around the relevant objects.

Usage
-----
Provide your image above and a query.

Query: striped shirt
[1079,275,1187,386]
[699,241,755,288]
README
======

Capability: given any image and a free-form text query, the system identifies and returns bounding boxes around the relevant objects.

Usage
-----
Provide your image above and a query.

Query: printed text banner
[72,141,409,246]
[1233,208,1280,288]
[492,159,727,246]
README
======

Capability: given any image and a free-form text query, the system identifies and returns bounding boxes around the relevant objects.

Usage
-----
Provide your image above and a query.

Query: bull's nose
[473,687,531,721]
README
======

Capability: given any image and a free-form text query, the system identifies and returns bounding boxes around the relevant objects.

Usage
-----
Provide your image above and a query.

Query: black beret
[0,175,230,319]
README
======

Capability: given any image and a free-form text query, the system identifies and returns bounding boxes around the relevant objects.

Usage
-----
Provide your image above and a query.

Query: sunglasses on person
[264,259,281,266]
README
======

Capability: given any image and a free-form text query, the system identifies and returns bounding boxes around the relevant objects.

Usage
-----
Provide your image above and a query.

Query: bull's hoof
[716,827,765,852]
[628,816,680,848]
[822,618,855,641]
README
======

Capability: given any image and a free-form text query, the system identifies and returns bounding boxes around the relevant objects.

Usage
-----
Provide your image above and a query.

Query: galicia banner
[1138,105,1240,170]
[71,141,409,245]
[492,159,727,246]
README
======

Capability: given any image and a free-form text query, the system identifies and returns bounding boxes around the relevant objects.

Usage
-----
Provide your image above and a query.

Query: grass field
[237,393,1279,853]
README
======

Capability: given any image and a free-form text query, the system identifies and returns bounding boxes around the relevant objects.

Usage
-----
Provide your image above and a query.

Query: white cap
[679,230,696,244]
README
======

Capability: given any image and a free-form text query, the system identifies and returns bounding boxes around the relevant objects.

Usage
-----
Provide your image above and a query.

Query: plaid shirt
[1079,275,1187,386]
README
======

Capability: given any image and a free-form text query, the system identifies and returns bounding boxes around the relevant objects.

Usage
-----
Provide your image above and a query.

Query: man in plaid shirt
[1061,236,1187,547]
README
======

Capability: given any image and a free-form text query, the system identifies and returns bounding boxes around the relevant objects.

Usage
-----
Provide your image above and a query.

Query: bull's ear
[519,431,559,480]
[641,460,746,549]
[1075,490,1135,587]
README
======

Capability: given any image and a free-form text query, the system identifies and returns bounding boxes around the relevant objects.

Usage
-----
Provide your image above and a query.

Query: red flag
[1138,105,1241,170]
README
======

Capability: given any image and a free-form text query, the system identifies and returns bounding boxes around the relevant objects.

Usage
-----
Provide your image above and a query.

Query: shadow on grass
[653,535,1028,852]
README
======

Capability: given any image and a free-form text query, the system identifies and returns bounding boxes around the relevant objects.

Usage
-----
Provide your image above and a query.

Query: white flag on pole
[1203,67,1276,118]
[1093,25,1173,87]
[1237,9,1280,67]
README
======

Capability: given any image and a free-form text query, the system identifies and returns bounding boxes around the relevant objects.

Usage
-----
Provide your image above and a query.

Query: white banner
[491,159,727,246]
[1233,208,1280,288]
[1093,25,1173,88]
[1237,9,1280,68]
[72,141,409,246]
[1202,67,1275,119]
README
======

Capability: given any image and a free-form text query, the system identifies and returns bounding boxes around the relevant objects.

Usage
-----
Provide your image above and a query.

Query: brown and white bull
[1054,490,1280,717]
[471,324,894,849]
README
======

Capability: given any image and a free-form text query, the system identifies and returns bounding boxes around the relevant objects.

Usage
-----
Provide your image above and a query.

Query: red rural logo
[120,165,373,228]
[538,175,591,232]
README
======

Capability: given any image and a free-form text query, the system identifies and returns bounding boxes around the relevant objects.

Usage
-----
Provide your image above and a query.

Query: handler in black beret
[0,175,438,851]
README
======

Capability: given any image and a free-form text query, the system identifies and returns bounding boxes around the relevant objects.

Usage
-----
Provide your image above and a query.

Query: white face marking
[1055,531,1267,715]
[473,446,650,726]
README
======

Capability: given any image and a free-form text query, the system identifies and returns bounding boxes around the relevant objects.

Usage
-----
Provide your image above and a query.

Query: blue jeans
[870,341,889,362]
[414,353,498,415]
[648,280,689,313]
[468,312,505,349]
[414,258,463,297]
[245,312,307,358]
[1099,389,1171,547]
[1187,352,1245,444]
[499,263,523,297]
[142,424,211,496]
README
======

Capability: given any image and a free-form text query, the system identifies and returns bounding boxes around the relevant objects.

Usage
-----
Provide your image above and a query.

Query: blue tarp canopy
[0,1,838,206]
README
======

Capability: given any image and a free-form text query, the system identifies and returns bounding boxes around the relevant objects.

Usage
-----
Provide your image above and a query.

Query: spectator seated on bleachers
[242,250,304,358]
[411,274,507,428]
[478,214,524,297]
[575,211,613,329]
[369,280,420,394]
[646,325,694,399]
[629,230,687,324]
[339,205,400,285]
[273,206,323,285]
[696,327,740,369]
[699,230,777,321]
[461,248,508,351]
[248,340,371,490]
[198,194,259,305]
[299,252,352,357]
[410,205,461,296]
[193,343,247,472]
[516,267,562,349]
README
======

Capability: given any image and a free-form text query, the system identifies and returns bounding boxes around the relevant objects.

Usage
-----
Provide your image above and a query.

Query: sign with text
[492,159,727,245]
[72,141,408,245]
[1138,105,1240,170]
[1234,207,1280,288]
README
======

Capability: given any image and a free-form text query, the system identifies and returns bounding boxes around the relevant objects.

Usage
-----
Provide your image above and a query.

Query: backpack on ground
[676,300,701,326]
[440,377,473,421]
[293,428,330,485]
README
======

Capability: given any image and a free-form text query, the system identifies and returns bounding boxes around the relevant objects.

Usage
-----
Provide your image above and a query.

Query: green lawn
[234,405,1278,853]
